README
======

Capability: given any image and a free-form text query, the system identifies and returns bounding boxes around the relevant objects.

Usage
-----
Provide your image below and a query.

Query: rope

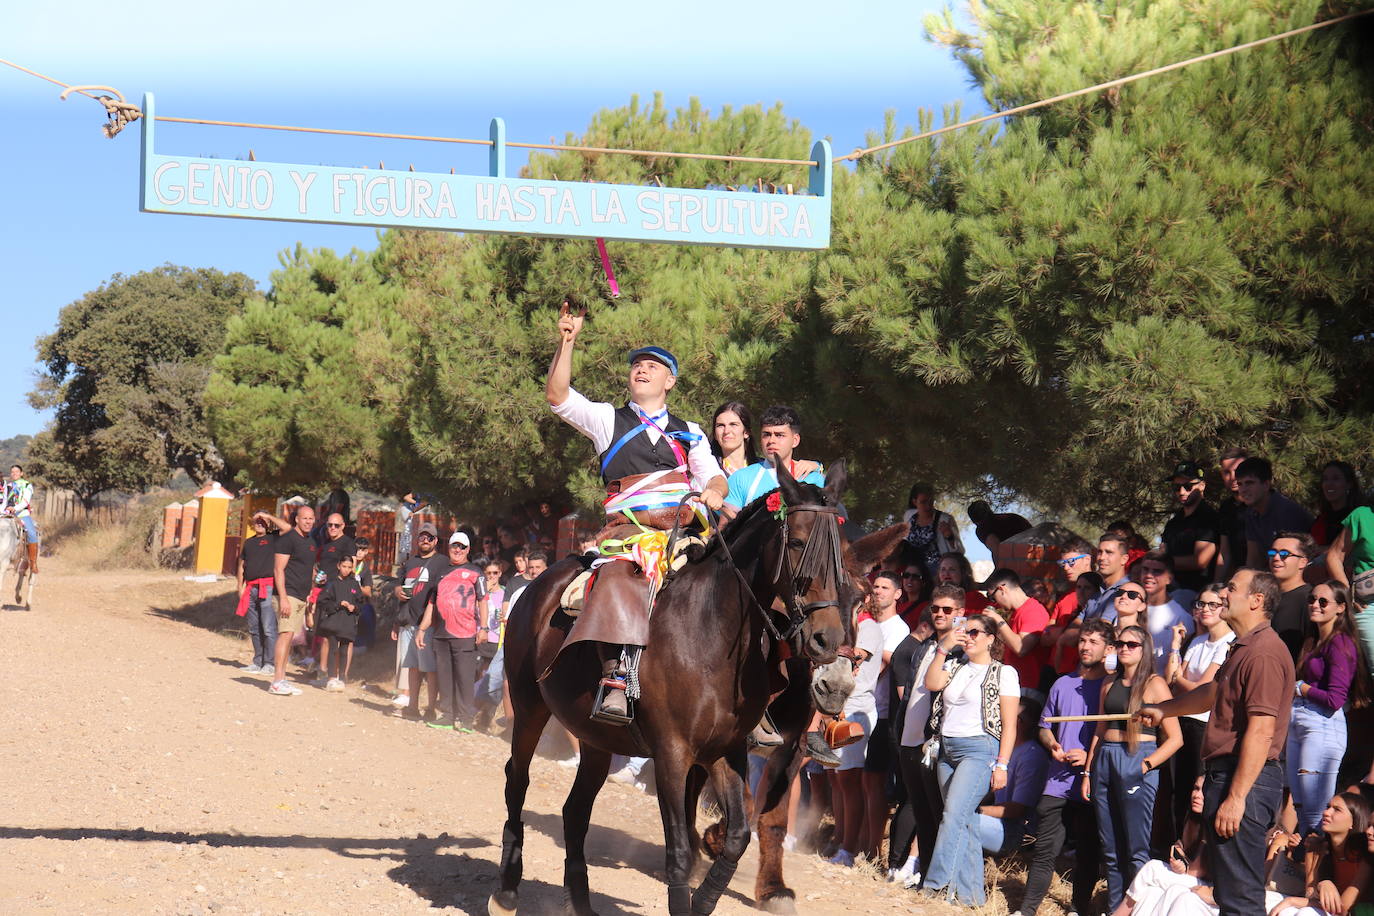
[6,8,1370,161]
[835,8,1374,162]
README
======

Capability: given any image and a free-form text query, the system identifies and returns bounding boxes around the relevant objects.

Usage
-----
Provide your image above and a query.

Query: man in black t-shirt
[269,506,317,696]
[392,523,447,719]
[311,512,357,686]
[316,513,357,581]
[1161,461,1221,594]
[237,511,290,674]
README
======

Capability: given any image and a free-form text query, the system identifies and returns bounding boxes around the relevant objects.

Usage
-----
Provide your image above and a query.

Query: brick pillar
[162,503,184,549]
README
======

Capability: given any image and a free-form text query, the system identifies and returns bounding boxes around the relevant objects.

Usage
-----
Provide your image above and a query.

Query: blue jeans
[1092,740,1158,911]
[19,515,38,543]
[978,813,1025,855]
[925,733,998,906]
[1354,605,1374,696]
[478,643,504,705]
[1286,698,1346,835]
[244,586,278,668]
[1204,757,1283,916]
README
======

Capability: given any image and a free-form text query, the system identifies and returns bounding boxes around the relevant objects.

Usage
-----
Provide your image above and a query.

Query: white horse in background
[0,518,35,609]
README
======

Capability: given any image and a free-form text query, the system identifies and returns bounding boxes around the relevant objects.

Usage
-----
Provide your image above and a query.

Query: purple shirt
[1040,672,1106,799]
[1299,632,1357,712]
[994,739,1050,828]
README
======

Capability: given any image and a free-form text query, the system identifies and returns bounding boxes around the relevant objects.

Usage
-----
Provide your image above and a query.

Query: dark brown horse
[708,522,911,913]
[489,462,854,916]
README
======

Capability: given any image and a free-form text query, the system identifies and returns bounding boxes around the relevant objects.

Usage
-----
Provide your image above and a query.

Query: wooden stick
[1043,713,1133,723]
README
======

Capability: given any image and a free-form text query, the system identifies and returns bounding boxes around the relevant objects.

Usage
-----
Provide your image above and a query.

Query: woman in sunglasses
[1165,583,1235,846]
[920,613,1021,907]
[1083,624,1183,912]
[1287,581,1365,837]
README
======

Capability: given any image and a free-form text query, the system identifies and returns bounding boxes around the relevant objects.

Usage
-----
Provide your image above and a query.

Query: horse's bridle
[773,503,847,636]
[709,498,848,646]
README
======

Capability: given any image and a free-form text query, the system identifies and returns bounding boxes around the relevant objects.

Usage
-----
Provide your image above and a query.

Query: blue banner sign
[139,94,832,250]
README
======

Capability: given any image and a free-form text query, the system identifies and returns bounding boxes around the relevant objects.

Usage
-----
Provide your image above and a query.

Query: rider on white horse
[2,464,39,575]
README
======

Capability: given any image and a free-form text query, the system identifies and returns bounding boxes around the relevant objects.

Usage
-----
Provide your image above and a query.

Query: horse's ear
[823,459,847,506]
[843,522,908,578]
[775,456,806,509]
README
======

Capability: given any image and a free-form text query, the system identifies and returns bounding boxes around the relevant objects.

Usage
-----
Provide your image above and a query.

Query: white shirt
[1181,631,1235,722]
[873,614,912,719]
[940,662,1020,739]
[1146,599,1194,675]
[843,618,886,718]
[901,643,955,748]
[551,387,723,488]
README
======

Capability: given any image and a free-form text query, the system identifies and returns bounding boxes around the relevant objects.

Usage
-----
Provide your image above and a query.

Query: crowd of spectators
[231,441,1374,916]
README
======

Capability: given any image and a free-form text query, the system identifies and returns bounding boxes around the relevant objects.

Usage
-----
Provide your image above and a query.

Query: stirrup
[590,678,633,725]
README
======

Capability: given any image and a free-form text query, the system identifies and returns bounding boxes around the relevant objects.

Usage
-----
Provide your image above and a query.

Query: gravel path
[0,561,993,915]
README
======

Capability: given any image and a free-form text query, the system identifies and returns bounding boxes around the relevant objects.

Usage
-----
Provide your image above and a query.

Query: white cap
[449,531,470,548]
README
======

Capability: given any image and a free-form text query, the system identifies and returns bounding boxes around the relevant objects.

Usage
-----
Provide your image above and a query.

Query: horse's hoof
[488,891,518,916]
[758,891,796,915]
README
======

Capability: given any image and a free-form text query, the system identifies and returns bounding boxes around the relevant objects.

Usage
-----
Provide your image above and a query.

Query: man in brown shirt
[1140,568,1293,916]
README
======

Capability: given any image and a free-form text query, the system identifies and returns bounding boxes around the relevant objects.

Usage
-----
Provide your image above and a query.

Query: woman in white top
[1165,582,1234,845]
[920,613,1019,907]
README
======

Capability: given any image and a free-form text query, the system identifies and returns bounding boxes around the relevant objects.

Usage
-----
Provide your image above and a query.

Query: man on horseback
[546,301,727,722]
[3,465,39,576]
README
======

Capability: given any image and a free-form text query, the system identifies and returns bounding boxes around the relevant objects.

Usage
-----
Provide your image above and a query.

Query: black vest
[599,404,691,484]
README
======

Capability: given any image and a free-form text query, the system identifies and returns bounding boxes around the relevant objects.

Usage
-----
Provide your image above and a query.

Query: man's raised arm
[545,301,584,407]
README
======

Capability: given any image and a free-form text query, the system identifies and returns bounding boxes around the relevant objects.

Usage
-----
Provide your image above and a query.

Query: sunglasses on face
[326,523,343,529]
[1267,549,1305,561]
[1139,566,1168,577]
[964,628,991,638]
[1116,590,1146,602]
[418,534,436,541]
[1114,640,1143,650]
[901,572,923,579]
[929,605,960,614]
[1307,596,1338,609]
[1057,554,1089,568]
[1194,599,1225,611]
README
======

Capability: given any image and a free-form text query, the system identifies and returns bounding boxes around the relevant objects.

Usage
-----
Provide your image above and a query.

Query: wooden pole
[1043,713,1134,723]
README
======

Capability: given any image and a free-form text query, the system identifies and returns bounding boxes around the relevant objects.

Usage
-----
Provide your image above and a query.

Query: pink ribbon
[595,237,620,298]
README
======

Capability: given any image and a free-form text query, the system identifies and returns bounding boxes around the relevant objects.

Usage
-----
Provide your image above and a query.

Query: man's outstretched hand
[558,300,585,343]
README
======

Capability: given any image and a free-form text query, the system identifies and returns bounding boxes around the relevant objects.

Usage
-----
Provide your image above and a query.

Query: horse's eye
[787,539,804,549]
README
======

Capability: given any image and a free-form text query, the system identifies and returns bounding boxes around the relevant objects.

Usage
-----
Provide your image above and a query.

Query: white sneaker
[782,834,797,852]
[888,861,916,883]
[607,767,640,786]
[268,680,299,696]
[260,664,275,677]
[557,755,581,769]
[827,849,854,867]
[326,678,345,691]
[239,663,262,674]
[902,871,923,889]
[391,693,410,708]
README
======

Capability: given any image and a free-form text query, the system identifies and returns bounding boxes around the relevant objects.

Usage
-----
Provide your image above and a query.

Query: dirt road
[0,561,993,915]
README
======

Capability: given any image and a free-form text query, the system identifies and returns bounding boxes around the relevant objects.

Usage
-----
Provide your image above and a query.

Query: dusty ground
[0,560,1078,915]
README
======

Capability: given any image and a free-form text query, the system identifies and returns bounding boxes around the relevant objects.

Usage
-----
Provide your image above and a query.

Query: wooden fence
[33,488,128,526]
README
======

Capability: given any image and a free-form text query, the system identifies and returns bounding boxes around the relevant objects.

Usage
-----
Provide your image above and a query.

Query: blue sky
[3,0,983,441]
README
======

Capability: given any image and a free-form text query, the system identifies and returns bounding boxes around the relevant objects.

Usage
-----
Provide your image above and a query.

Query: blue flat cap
[627,346,678,376]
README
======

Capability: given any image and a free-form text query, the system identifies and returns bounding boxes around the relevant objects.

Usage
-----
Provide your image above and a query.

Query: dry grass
[805,827,1089,915]
[41,492,204,572]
